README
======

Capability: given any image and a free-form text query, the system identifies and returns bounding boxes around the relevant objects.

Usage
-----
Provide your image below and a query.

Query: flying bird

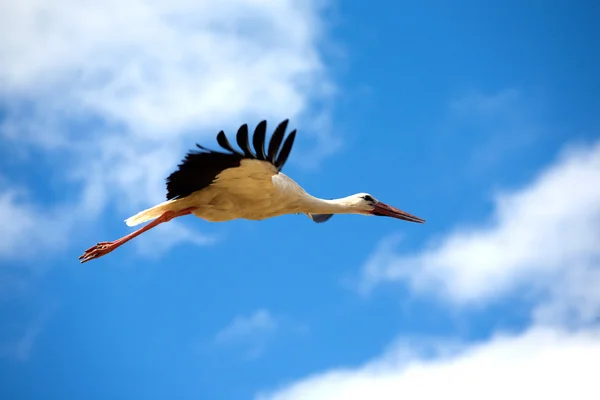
[79,119,425,263]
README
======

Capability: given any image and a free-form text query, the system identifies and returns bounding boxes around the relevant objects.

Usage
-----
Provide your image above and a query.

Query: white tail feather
[124,199,178,227]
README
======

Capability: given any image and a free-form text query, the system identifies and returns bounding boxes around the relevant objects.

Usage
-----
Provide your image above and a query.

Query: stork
[79,119,425,263]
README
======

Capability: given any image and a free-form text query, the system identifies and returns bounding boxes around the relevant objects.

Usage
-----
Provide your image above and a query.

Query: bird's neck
[302,195,357,215]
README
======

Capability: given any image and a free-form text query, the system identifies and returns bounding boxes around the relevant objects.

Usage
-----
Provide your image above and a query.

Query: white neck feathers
[302,195,358,215]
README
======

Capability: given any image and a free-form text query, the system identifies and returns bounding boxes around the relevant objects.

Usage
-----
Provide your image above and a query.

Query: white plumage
[80,120,424,263]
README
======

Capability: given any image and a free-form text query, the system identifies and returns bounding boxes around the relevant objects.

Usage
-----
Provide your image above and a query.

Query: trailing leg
[79,207,196,263]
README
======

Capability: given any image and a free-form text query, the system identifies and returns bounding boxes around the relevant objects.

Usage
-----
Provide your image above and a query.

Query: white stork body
[80,120,424,263]
[125,160,356,225]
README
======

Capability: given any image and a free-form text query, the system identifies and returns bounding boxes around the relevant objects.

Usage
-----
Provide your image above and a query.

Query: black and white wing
[165,120,296,200]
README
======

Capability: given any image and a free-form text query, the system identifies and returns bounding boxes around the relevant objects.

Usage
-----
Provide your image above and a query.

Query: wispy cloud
[0,0,337,261]
[0,185,70,260]
[134,220,219,259]
[0,303,54,362]
[216,309,278,343]
[438,88,542,179]
[449,88,521,116]
[0,319,43,362]
[360,138,600,325]
[215,309,279,359]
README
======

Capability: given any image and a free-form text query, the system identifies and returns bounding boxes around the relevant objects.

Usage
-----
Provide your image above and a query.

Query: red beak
[371,202,425,223]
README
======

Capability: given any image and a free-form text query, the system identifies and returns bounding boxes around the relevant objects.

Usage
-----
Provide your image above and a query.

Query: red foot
[79,241,118,263]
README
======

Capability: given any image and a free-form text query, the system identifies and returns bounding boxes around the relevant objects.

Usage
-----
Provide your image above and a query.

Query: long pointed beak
[371,202,425,223]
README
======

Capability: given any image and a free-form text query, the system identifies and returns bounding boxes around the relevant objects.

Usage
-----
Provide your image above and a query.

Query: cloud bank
[258,326,600,400]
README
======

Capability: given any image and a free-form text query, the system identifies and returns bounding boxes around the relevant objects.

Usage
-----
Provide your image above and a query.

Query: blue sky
[1,1,599,399]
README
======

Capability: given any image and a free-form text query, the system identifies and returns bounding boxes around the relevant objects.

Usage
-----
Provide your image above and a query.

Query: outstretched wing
[165,120,297,200]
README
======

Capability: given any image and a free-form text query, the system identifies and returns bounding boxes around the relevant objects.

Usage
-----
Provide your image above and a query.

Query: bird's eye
[362,195,374,202]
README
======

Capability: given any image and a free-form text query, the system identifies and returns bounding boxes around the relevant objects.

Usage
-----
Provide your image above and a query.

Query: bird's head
[347,193,425,223]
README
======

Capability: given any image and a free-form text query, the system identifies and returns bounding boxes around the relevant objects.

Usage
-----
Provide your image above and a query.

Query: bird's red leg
[78,207,196,264]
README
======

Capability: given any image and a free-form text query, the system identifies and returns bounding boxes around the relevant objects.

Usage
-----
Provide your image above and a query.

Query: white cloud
[360,139,600,325]
[215,309,278,359]
[0,0,331,136]
[257,326,600,400]
[0,0,336,259]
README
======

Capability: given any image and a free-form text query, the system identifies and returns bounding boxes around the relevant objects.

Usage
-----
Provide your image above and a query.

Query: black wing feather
[252,120,268,161]
[236,124,255,158]
[196,143,212,151]
[275,129,296,169]
[216,131,242,155]
[267,119,288,164]
[165,119,296,200]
